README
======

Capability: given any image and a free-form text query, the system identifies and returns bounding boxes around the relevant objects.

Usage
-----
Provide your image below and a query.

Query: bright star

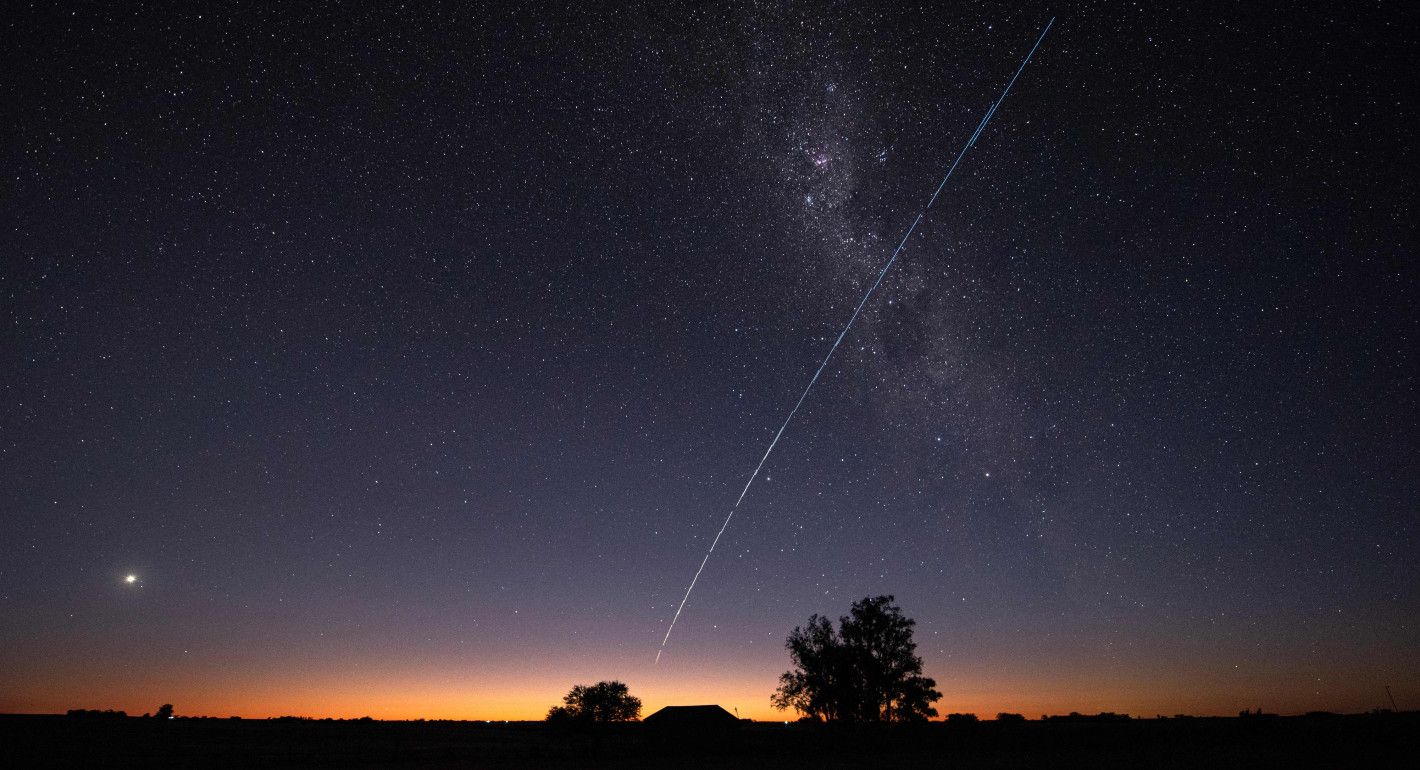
[125,574,137,584]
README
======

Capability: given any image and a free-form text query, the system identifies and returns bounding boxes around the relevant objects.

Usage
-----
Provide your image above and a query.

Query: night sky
[3,3,1415,720]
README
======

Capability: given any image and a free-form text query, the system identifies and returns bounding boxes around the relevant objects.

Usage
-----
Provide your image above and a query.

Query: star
[125,574,138,584]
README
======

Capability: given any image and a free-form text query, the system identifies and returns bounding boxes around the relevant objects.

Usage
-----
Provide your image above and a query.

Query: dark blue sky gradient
[2,2,1414,718]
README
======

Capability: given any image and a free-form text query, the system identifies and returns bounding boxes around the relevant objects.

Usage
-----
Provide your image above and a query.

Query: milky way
[656,18,1056,663]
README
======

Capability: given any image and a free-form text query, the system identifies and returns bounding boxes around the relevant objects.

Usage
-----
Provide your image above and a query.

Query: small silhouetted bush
[946,712,980,724]
[996,712,1026,723]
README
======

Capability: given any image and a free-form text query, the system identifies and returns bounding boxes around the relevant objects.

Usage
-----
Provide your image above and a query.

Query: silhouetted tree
[771,595,941,721]
[155,704,174,719]
[996,712,1026,723]
[547,680,641,722]
[770,614,848,720]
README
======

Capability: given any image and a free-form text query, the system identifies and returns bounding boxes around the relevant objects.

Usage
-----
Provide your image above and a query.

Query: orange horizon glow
[5,663,1410,722]
[7,609,1412,723]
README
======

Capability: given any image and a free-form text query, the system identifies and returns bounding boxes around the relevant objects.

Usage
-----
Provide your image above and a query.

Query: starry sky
[3,2,1415,720]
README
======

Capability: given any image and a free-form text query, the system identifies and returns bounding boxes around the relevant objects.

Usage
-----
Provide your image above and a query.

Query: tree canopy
[546,680,641,722]
[771,595,941,721]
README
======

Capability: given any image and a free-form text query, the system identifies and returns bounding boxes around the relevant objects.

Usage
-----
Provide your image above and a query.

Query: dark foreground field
[3,712,1416,768]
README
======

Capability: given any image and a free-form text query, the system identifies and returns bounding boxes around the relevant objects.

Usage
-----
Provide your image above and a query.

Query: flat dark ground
[3,712,1416,768]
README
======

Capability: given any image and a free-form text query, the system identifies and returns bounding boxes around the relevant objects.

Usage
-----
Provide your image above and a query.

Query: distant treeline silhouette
[17,709,1419,768]
[1042,711,1132,722]
[68,704,175,719]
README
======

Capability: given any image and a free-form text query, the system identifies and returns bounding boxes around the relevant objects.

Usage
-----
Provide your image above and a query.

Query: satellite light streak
[656,17,1055,664]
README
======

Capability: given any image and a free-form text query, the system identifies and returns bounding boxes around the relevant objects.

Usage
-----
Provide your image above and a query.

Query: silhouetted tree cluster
[771,595,942,722]
[546,680,641,722]
[154,704,174,719]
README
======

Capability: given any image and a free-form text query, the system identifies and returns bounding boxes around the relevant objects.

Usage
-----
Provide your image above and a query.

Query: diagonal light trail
[656,17,1055,665]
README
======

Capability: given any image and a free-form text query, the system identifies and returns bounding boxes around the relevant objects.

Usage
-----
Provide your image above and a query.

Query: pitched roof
[643,705,740,726]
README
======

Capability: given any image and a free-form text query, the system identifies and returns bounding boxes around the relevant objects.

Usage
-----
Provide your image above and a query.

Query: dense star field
[3,3,1414,720]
